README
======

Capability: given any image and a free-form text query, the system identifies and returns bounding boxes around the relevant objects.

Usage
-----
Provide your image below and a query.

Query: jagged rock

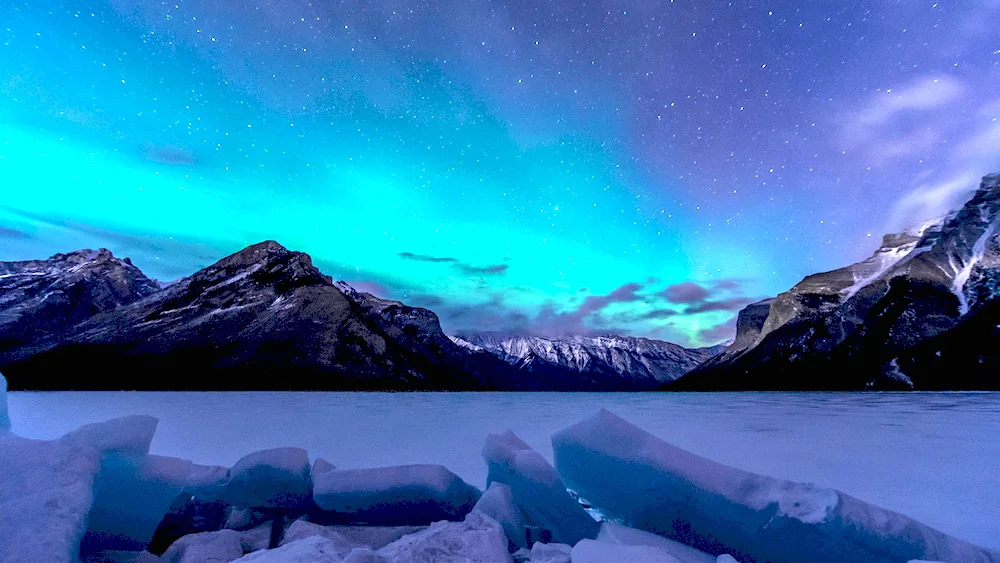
[160,530,242,563]
[483,430,598,546]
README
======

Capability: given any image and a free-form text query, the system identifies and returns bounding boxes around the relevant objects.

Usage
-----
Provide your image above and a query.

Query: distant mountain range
[0,241,710,390]
[671,172,1000,390]
[4,172,999,391]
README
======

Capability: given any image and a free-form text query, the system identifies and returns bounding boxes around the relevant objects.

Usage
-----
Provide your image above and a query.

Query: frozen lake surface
[8,391,1000,549]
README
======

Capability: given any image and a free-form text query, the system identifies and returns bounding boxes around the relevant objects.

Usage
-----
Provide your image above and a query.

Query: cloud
[660,282,710,303]
[684,297,756,314]
[888,172,979,230]
[458,263,509,276]
[144,145,196,166]
[0,226,30,239]
[712,279,743,291]
[856,75,965,128]
[397,251,458,263]
[698,316,738,345]
[398,251,509,277]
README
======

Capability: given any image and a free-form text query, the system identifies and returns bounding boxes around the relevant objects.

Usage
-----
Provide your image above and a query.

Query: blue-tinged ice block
[0,433,102,563]
[224,447,312,509]
[474,481,528,550]
[482,430,598,546]
[312,464,480,525]
[0,373,10,432]
[552,409,1000,563]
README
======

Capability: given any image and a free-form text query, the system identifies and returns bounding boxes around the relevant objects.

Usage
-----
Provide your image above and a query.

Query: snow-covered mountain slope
[455,333,723,390]
[676,172,1000,391]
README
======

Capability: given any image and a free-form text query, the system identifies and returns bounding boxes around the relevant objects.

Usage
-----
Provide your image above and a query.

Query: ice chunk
[483,430,598,546]
[528,542,571,563]
[312,458,336,476]
[0,373,10,432]
[571,539,682,563]
[0,433,102,563]
[184,464,230,502]
[343,547,390,563]
[717,556,740,563]
[60,415,159,455]
[552,409,1000,563]
[597,522,715,563]
[474,482,528,549]
[279,520,365,557]
[161,529,242,563]
[313,464,481,525]
[226,508,271,531]
[377,510,512,563]
[224,447,312,509]
[149,494,230,555]
[233,535,346,562]
[82,550,163,563]
[239,522,278,554]
[83,454,195,552]
[316,525,427,550]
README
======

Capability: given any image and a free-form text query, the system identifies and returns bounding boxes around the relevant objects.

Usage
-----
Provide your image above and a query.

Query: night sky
[1,1,999,346]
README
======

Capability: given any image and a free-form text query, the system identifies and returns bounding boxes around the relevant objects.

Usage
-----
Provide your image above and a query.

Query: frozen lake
[8,391,1000,549]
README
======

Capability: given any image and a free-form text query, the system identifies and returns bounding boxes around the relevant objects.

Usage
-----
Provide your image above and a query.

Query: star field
[1,0,999,345]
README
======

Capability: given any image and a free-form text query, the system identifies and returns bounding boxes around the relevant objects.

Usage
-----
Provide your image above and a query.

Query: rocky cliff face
[456,333,723,390]
[674,173,1000,390]
[0,241,517,390]
[0,249,160,354]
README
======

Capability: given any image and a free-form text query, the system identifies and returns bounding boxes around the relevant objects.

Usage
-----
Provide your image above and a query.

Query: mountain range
[672,172,1000,390]
[0,241,712,390]
[3,171,999,391]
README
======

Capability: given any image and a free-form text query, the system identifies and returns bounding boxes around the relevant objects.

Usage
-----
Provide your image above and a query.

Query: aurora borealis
[1,1,999,346]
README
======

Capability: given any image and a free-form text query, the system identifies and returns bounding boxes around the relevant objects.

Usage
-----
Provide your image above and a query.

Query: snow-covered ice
[319,525,428,551]
[552,409,999,563]
[596,522,716,563]
[224,447,312,509]
[482,430,598,546]
[527,542,571,563]
[376,510,512,563]
[160,529,242,563]
[279,520,365,557]
[60,414,158,455]
[570,539,683,563]
[474,481,528,549]
[234,535,344,562]
[343,547,390,563]
[0,433,102,563]
[312,464,481,525]
[312,457,336,476]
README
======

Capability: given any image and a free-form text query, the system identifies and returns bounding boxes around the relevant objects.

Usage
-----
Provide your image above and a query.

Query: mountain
[454,332,724,390]
[672,172,1000,391]
[0,241,520,390]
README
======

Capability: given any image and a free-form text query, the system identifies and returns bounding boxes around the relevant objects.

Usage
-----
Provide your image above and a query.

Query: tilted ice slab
[552,409,1000,563]
[482,430,598,546]
[377,510,512,563]
[313,464,481,525]
[0,432,102,563]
